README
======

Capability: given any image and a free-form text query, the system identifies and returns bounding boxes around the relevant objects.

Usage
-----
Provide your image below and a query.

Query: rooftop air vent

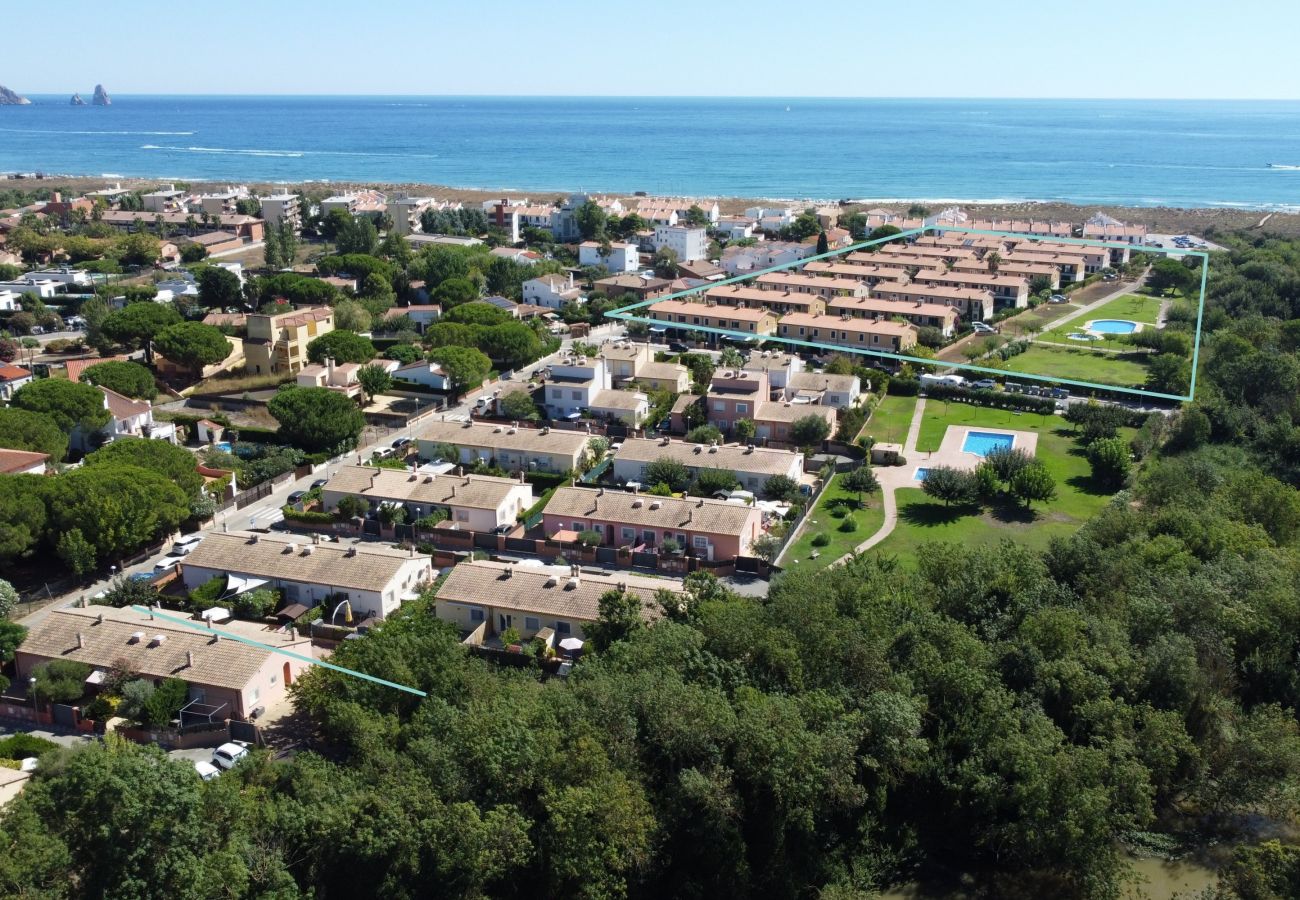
[149,634,166,647]
[128,631,145,644]
[545,575,558,588]
[649,500,662,510]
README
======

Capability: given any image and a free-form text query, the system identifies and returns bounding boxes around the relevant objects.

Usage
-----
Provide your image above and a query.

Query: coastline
[8,172,1298,237]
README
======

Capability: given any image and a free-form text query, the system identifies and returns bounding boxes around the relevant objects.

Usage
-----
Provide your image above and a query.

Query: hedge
[282,507,337,524]
[923,383,1058,415]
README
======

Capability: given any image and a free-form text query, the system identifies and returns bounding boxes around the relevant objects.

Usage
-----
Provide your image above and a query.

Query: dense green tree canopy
[153,321,232,372]
[0,407,69,461]
[268,386,366,453]
[306,329,377,365]
[427,346,492,396]
[100,302,182,362]
[83,437,204,498]
[196,265,242,309]
[11,379,111,435]
[78,359,156,400]
[45,464,188,565]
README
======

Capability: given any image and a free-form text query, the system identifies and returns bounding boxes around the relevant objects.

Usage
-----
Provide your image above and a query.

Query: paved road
[17,322,629,630]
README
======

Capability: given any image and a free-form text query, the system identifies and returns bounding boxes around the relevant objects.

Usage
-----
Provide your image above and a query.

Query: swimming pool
[214,441,233,453]
[962,431,1015,456]
[914,467,930,481]
[1087,319,1140,334]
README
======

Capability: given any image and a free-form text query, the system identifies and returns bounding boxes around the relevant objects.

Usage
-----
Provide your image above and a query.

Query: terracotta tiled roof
[98,385,150,421]
[17,606,312,691]
[322,464,529,511]
[544,486,756,537]
[436,559,678,623]
[181,531,425,593]
[0,448,49,473]
[0,364,32,381]
[614,438,800,477]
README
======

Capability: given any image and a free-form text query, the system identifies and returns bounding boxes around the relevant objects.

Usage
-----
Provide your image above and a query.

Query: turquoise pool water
[914,468,930,481]
[962,431,1015,456]
[1089,319,1139,334]
[214,441,233,453]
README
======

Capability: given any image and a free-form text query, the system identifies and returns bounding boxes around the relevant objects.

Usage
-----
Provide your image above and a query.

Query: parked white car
[154,556,185,573]
[194,760,221,781]
[212,741,251,771]
[171,534,204,555]
[971,322,997,334]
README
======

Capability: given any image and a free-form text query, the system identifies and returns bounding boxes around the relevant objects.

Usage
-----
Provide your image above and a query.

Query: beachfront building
[416,418,593,474]
[612,436,804,493]
[542,486,764,561]
[141,185,186,213]
[13,605,315,723]
[826,295,960,336]
[244,306,335,375]
[653,225,708,263]
[197,189,244,217]
[98,211,265,242]
[259,193,301,233]
[434,560,679,644]
[320,464,533,531]
[1031,239,1126,272]
[578,241,640,273]
[180,531,433,622]
[949,257,1061,289]
[776,312,920,355]
[645,300,778,339]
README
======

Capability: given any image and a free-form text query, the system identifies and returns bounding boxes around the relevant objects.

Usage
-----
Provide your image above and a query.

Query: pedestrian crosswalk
[246,506,284,527]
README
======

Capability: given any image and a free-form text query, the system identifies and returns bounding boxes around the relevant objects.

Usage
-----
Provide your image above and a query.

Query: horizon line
[8,92,1300,102]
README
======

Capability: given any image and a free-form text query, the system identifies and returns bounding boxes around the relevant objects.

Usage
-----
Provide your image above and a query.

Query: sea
[2,95,1299,210]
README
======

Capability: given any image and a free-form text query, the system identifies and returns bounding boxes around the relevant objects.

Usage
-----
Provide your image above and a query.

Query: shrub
[142,677,189,728]
[837,515,858,533]
[577,529,603,549]
[117,679,154,722]
[811,532,830,547]
[0,733,59,760]
[31,659,92,704]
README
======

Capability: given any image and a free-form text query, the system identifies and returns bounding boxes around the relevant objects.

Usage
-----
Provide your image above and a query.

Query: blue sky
[9,0,1300,99]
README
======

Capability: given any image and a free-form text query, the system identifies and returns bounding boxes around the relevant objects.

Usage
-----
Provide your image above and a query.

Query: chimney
[76,632,85,649]
[95,613,104,625]
[186,650,194,667]
[210,633,220,645]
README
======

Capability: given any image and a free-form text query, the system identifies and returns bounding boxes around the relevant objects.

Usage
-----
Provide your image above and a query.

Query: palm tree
[986,251,1002,275]
[185,215,197,236]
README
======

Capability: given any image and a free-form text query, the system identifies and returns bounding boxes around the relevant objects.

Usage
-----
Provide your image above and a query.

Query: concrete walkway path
[830,396,929,565]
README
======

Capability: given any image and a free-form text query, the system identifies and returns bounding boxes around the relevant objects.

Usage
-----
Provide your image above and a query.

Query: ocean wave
[141,144,305,158]
[0,128,196,136]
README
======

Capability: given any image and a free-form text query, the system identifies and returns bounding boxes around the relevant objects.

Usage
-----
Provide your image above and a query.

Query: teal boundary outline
[607,225,1209,402]
[130,605,428,698]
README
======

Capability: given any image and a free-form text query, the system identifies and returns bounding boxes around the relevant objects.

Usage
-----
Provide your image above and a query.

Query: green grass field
[991,344,1152,388]
[1082,293,1164,325]
[863,394,918,446]
[781,473,886,572]
[875,404,1135,569]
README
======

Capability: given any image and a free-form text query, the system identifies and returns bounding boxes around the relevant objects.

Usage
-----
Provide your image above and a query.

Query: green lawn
[991,344,1152,388]
[876,403,1135,569]
[1083,293,1164,325]
[862,394,918,446]
[781,473,886,572]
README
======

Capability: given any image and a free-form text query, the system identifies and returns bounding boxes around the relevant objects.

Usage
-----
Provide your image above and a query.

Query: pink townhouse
[542,486,764,561]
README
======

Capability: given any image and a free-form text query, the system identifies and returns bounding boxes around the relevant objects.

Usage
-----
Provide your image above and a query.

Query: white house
[179,531,433,621]
[742,350,805,390]
[488,247,542,266]
[786,372,863,409]
[0,279,58,299]
[320,464,534,532]
[28,267,92,287]
[0,364,33,401]
[0,290,19,311]
[72,386,178,451]
[416,418,593,474]
[393,359,450,390]
[653,225,708,263]
[578,241,640,273]
[522,273,584,310]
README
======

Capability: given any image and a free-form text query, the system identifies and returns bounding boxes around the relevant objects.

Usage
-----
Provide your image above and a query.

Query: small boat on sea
[1267,163,1300,170]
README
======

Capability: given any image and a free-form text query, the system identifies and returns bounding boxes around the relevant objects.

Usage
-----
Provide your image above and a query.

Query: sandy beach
[8,173,1295,238]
